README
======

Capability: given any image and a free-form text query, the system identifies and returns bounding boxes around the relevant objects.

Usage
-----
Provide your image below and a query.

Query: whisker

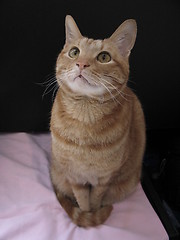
[43,77,57,89]
[36,73,56,86]
[104,74,134,97]
[90,70,130,105]
[99,82,122,106]
[88,70,121,105]
[101,77,130,102]
[101,78,126,100]
[42,80,58,100]
[52,84,59,102]
[40,74,59,100]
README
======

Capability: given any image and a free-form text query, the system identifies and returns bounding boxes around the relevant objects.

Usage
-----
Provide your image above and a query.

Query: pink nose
[76,61,90,71]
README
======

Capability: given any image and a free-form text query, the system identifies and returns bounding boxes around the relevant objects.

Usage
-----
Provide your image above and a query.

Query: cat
[50,15,145,227]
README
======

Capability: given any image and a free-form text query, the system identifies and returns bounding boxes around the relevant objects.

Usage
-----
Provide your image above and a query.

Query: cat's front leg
[90,184,108,211]
[72,184,90,212]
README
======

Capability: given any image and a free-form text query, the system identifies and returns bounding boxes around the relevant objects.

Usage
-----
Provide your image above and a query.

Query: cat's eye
[68,47,80,59]
[97,51,111,63]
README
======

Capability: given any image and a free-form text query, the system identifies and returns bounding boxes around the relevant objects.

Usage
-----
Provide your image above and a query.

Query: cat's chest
[66,159,109,186]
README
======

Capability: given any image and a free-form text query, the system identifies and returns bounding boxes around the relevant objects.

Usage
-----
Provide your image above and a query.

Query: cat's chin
[66,78,105,97]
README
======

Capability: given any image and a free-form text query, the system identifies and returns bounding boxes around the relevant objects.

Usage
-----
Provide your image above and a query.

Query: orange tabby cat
[50,15,145,227]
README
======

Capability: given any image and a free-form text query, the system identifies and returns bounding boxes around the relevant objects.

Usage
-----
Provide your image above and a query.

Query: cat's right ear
[65,15,82,44]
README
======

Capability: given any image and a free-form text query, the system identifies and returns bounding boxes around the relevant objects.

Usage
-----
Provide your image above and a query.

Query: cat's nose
[76,61,90,71]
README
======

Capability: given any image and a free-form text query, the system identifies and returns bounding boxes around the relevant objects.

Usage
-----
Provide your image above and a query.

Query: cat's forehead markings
[93,40,104,50]
[80,38,103,51]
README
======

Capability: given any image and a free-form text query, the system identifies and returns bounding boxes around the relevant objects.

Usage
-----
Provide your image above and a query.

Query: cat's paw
[90,201,101,211]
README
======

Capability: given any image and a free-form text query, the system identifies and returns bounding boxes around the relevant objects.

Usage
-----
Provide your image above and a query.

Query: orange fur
[50,15,146,227]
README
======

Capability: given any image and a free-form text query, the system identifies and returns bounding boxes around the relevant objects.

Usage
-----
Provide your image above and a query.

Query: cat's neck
[57,84,129,124]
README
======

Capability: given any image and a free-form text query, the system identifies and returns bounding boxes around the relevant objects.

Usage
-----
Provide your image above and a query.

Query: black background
[0,0,180,132]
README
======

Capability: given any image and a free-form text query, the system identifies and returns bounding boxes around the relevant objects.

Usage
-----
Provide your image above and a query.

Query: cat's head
[56,15,137,99]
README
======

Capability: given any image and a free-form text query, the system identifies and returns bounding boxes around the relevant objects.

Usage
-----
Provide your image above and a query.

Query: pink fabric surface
[0,133,168,240]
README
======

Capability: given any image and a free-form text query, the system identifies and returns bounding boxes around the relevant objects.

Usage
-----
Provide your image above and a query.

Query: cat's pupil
[102,54,106,60]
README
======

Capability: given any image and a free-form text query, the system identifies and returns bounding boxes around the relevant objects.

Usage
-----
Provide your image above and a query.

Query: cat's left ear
[65,15,82,44]
[110,19,137,58]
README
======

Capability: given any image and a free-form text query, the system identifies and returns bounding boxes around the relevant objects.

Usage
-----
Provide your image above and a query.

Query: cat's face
[56,16,137,98]
[56,38,126,97]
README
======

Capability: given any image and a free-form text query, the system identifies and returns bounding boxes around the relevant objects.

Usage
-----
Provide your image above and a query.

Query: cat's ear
[110,19,137,58]
[65,15,82,44]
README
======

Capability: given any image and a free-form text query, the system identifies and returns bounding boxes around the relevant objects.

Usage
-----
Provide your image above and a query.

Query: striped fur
[50,16,145,227]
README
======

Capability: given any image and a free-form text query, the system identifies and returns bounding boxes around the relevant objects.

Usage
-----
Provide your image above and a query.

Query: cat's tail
[56,191,113,227]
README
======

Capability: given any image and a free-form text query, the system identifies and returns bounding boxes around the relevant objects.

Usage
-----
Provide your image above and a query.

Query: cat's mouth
[67,73,105,96]
[74,74,95,87]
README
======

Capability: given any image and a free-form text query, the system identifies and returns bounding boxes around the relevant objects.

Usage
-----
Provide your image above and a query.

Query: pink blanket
[0,133,168,240]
